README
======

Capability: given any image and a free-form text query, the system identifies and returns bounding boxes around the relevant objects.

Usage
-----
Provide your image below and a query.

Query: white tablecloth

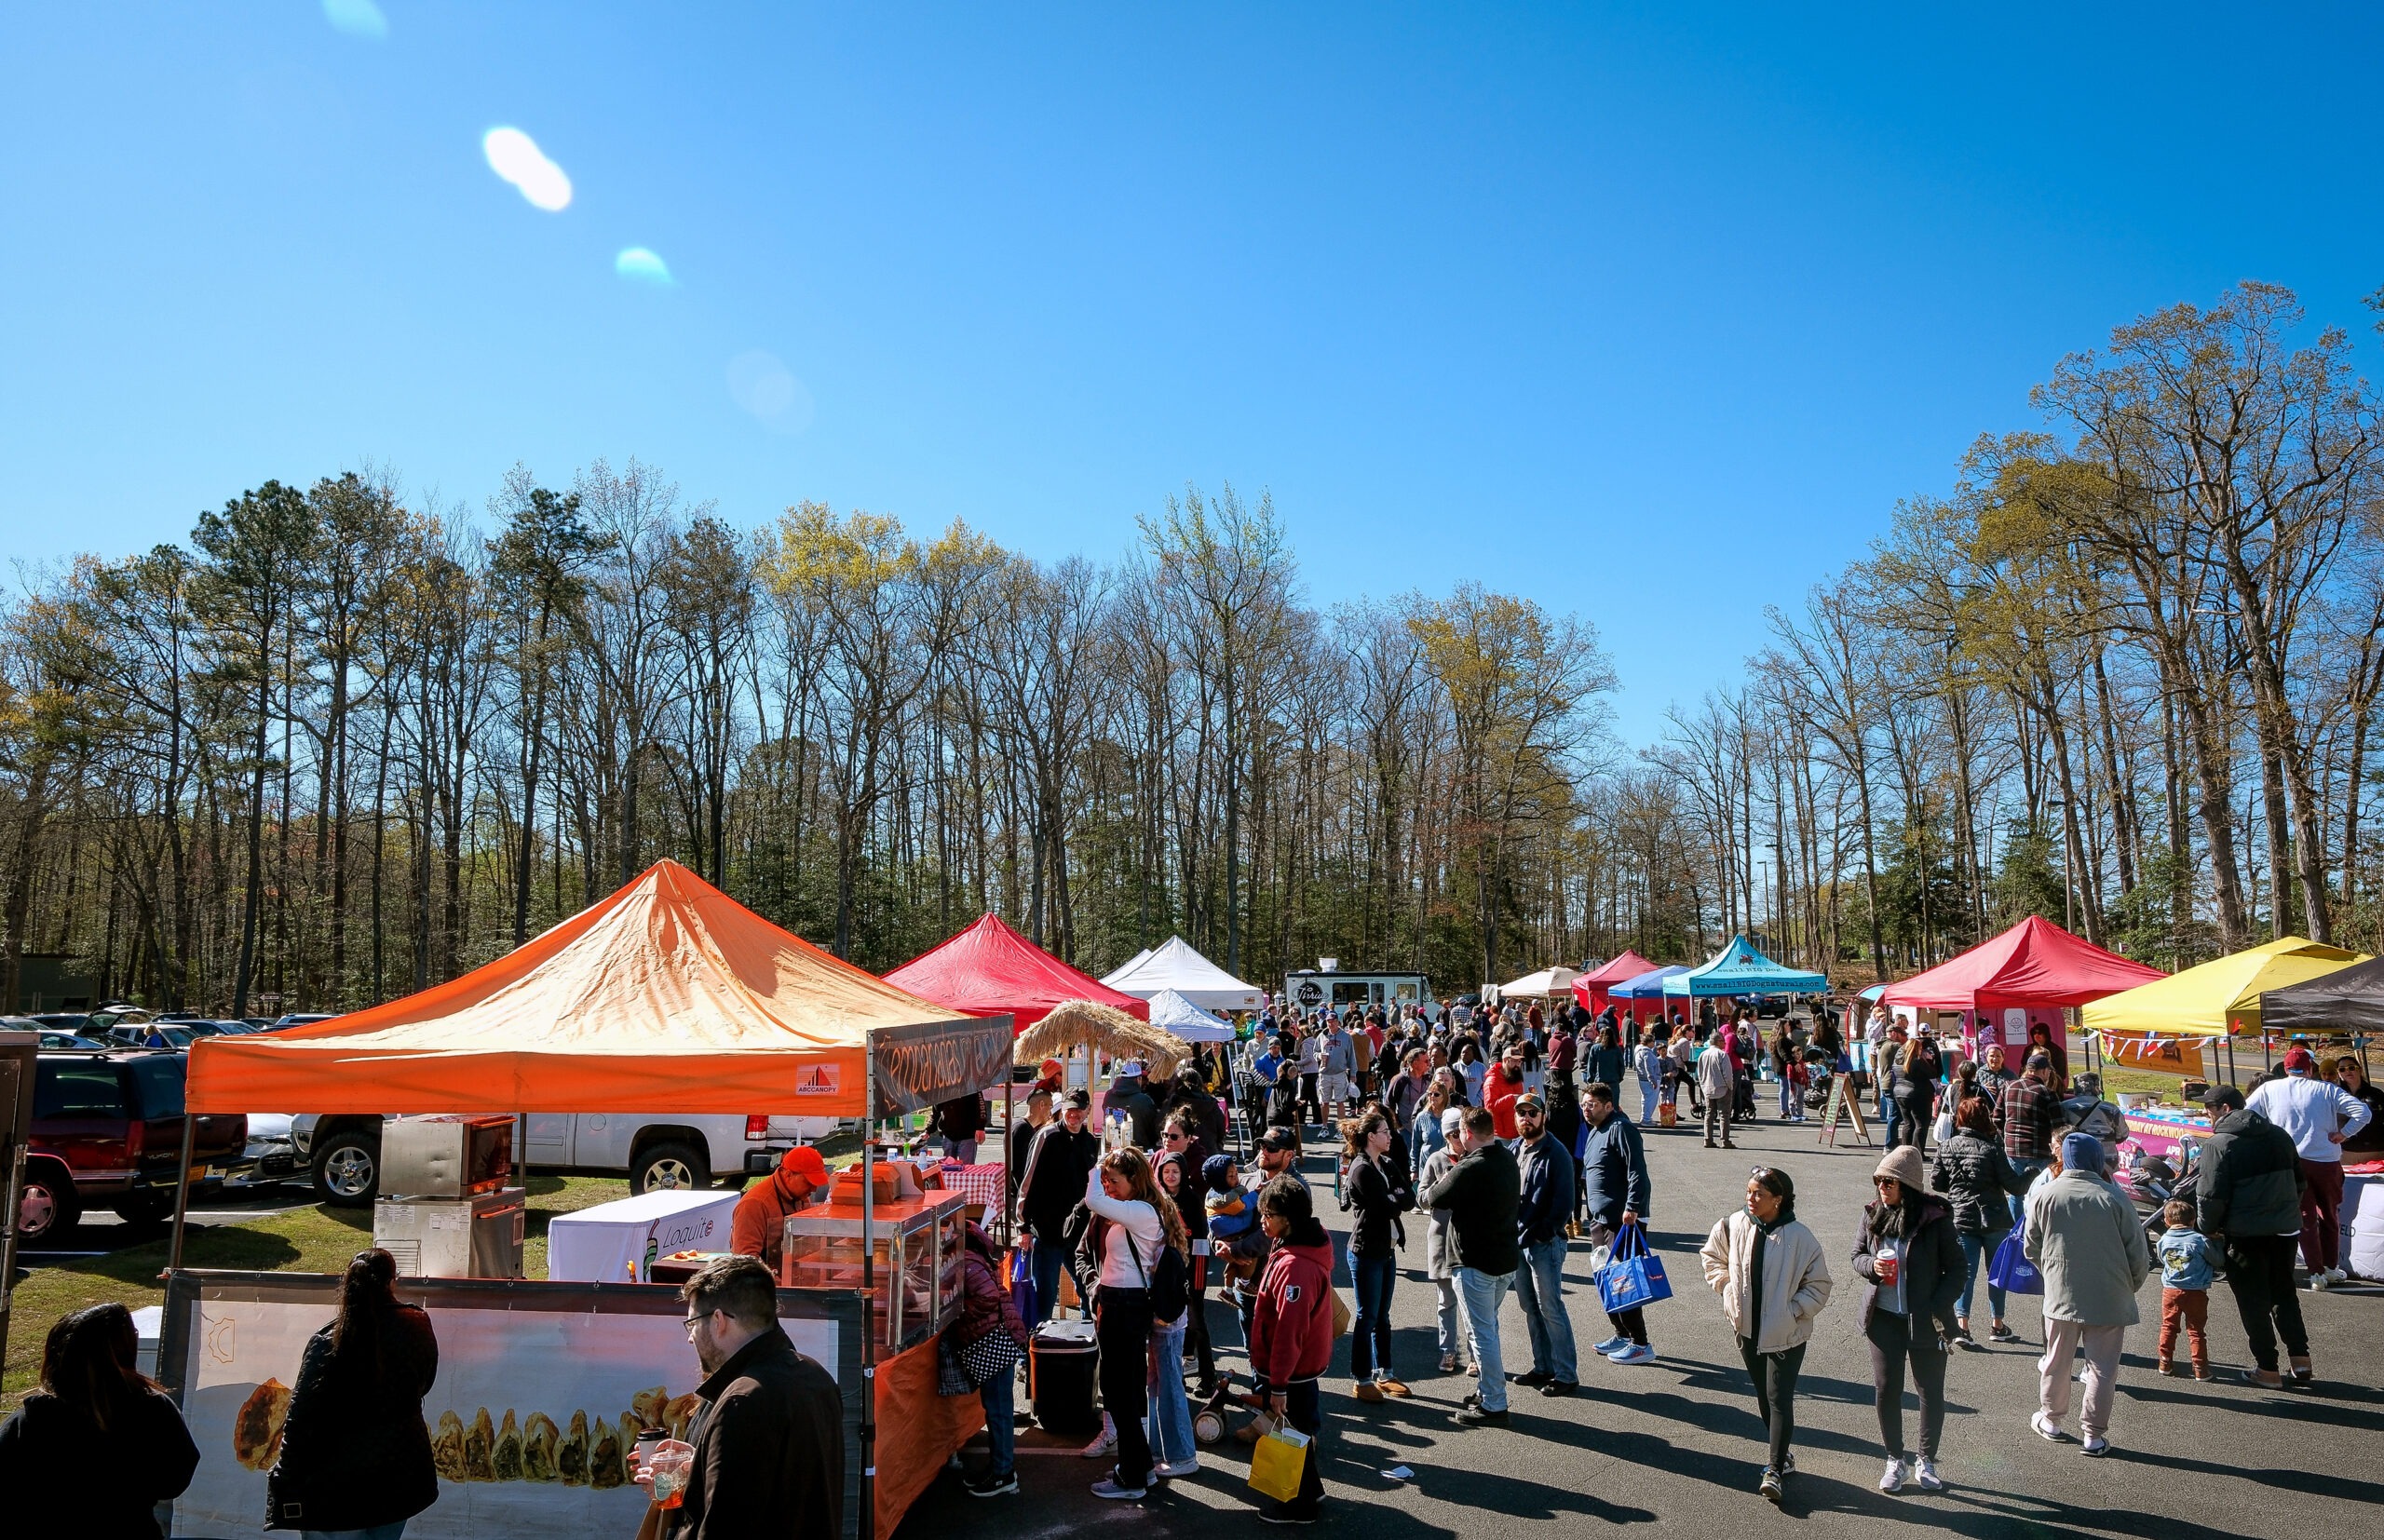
[546,1187,742,1283]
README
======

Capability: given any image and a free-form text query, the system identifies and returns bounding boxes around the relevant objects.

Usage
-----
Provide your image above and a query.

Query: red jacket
[1486,1065,1526,1141]
[1250,1236,1335,1386]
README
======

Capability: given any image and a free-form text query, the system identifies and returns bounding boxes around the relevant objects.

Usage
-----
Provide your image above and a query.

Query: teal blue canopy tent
[1661,935,1828,999]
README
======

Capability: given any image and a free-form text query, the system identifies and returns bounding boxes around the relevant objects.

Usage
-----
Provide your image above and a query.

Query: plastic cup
[1876,1253,1899,1288]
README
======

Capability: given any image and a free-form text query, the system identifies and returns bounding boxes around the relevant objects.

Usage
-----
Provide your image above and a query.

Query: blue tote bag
[1986,1230,2043,1295]
[1596,1219,1673,1313]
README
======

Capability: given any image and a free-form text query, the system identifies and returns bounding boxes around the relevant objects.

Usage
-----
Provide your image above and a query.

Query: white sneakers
[1879,1457,1906,1493]
[1914,1458,1944,1491]
[2325,1266,2349,1284]
[2309,1271,2332,1291]
[1080,1422,1118,1458]
[2080,1436,2109,1457]
[1155,1456,1201,1479]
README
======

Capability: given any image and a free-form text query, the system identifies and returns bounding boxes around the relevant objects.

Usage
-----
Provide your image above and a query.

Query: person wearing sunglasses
[1700,1166,1832,1504]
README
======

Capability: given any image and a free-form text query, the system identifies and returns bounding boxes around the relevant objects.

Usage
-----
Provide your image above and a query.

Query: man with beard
[632,1255,842,1540]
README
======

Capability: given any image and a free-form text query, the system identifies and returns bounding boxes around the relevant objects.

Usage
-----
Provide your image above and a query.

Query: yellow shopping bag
[1248,1425,1311,1505]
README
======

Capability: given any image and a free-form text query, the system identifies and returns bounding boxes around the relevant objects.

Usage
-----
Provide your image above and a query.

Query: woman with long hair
[2025,1020,2070,1096]
[1081,1146,1187,1498]
[1700,1168,1833,1504]
[1339,1111,1412,1402]
[270,1247,440,1537]
[1931,1095,2031,1346]
[0,1303,198,1538]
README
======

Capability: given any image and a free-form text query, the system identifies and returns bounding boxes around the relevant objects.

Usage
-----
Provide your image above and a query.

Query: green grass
[4,1128,875,1412]
[3,1174,640,1411]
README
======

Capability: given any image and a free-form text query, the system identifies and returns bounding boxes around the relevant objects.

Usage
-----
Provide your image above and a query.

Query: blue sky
[5,5,2381,745]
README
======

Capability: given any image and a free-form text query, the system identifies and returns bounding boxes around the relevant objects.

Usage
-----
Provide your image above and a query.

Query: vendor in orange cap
[732,1144,827,1272]
[1033,1058,1067,1097]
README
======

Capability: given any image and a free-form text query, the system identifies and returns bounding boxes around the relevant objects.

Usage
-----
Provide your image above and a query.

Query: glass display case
[779,1188,968,1347]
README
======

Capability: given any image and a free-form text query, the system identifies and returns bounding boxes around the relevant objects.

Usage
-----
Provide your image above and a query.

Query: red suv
[19,1050,248,1242]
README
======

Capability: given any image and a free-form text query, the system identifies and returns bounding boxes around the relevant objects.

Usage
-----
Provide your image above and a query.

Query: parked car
[106,1023,197,1049]
[19,1050,249,1242]
[269,1013,338,1032]
[291,1110,845,1207]
[38,1032,113,1050]
[28,1013,98,1034]
[227,1112,300,1189]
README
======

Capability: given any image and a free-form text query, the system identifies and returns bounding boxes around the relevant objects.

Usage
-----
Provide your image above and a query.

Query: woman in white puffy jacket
[1700,1166,1834,1505]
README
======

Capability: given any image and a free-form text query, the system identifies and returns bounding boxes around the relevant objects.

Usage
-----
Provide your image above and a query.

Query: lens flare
[482,128,572,212]
[322,0,387,40]
[726,350,814,434]
[615,248,672,285]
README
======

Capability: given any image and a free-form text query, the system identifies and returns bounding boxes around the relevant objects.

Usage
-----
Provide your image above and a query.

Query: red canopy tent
[1573,951,1658,1015]
[883,913,1150,1032]
[1876,914,2164,1051]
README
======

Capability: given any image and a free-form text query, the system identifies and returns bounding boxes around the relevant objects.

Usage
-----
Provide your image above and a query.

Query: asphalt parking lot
[897,1102,2384,1538]
[14,1184,311,1263]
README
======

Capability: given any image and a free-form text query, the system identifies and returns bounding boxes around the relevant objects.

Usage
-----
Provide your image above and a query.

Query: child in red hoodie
[1249,1174,1334,1523]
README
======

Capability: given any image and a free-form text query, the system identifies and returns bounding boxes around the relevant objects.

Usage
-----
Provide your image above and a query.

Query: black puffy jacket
[267,1304,440,1533]
[1852,1195,1963,1336]
[1931,1131,2029,1234]
[2197,1108,2307,1239]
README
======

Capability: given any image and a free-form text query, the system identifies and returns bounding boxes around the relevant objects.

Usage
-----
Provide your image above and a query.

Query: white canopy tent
[1102,936,1266,1012]
[1145,987,1237,1043]
[1497,966,1578,1000]
[1100,947,1156,989]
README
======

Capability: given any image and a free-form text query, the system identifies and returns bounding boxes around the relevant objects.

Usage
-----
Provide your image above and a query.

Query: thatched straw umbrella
[1015,999,1188,1080]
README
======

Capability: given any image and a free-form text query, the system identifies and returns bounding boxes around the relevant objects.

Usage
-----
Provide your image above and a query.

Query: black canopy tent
[2261,953,2384,1069]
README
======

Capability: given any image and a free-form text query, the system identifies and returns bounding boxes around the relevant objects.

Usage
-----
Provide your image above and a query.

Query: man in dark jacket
[648,1255,844,1540]
[2195,1085,2312,1386]
[1418,1105,1522,1425]
[1510,1095,1579,1397]
[1103,1063,1159,1148]
[1016,1089,1100,1326]
[1578,1081,1658,1362]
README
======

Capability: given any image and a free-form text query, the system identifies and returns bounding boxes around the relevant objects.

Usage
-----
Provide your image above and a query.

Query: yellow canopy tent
[2082,936,2368,1042]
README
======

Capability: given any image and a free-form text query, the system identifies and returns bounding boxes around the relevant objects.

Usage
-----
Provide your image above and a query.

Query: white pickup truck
[290,1111,842,1206]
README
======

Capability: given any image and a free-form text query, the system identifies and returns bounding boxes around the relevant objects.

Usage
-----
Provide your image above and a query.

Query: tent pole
[166,1112,197,1275]
[1002,1057,1015,1248]
[860,1047,877,1540]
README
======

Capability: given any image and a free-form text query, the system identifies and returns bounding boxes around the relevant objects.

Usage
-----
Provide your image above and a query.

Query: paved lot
[898,1105,2384,1537]
[15,1184,312,1263]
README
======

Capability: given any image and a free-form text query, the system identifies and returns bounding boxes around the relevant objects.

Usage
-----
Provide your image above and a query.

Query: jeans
[1955,1228,2010,1322]
[1736,1336,1805,1472]
[1778,1076,1797,1117]
[1096,1286,1156,1487]
[303,1527,407,1540]
[1514,1240,1578,1382]
[2039,1317,2123,1440]
[1455,1267,1514,1410]
[1351,1250,1397,1380]
[1028,1235,1067,1329]
[1433,1277,1463,1358]
[2006,1159,2045,1229]
[2297,1158,2346,1272]
[2222,1233,2310,1371]
[942,1136,979,1163]
[1864,1310,1947,1461]
[980,1357,1017,1477]
[1146,1317,1195,1470]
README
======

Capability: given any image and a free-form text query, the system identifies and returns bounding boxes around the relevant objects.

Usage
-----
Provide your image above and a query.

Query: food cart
[170,859,1009,1540]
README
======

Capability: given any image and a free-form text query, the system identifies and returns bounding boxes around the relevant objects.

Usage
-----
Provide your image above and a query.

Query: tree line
[7,278,2377,1019]
[0,470,1621,1015]
[1652,280,2384,980]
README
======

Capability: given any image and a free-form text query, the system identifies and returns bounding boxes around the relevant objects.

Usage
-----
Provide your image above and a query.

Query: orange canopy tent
[882,912,1149,1032]
[184,858,1010,1117]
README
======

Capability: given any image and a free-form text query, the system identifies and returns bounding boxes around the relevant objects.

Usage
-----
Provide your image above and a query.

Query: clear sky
[6,5,2380,745]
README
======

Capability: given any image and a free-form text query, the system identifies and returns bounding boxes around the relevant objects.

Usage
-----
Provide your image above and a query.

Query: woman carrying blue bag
[1930,1094,2033,1346]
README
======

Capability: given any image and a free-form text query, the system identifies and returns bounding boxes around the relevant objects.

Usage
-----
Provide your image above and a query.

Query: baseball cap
[2283,1047,2317,1074]
[2025,1050,2052,1070]
[1114,1060,1144,1077]
[1258,1126,1301,1153]
[779,1145,828,1182]
[1059,1087,1091,1111]
[2201,1084,2245,1111]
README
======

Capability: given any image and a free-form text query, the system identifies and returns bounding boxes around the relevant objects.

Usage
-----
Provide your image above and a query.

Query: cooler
[1029,1318,1100,1435]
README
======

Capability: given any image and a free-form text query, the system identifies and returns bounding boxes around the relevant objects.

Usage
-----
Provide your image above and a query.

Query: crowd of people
[1000,989,2373,1520]
[6,987,2369,1536]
